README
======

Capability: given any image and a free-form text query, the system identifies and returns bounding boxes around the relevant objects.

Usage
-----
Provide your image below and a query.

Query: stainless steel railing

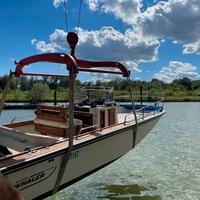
[10,114,35,124]
[75,125,98,139]
[124,97,164,125]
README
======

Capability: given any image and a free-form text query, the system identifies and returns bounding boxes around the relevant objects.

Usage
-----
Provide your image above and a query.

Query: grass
[2,89,200,102]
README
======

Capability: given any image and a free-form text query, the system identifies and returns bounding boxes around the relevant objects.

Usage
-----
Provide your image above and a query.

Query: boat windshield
[76,86,114,105]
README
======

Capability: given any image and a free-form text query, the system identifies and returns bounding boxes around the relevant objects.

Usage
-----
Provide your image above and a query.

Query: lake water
[1,103,200,200]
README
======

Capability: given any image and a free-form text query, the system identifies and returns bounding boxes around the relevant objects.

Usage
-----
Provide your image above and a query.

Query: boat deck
[0,110,163,170]
[0,119,131,170]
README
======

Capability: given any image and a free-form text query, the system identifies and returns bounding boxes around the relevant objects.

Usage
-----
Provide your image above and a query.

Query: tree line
[0,76,81,91]
[0,75,200,101]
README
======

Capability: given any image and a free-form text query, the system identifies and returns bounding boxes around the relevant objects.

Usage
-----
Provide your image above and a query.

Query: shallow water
[0,109,35,124]
[1,103,200,200]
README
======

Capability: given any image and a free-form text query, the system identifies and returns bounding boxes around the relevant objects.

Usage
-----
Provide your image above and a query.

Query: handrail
[76,125,98,139]
[124,112,136,125]
[11,114,35,124]
[124,97,164,125]
[80,86,113,92]
[133,96,164,112]
[156,97,165,107]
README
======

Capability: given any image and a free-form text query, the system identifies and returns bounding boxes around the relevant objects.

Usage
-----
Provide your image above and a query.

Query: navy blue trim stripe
[32,156,122,200]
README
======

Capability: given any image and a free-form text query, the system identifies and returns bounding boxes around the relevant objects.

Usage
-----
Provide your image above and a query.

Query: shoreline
[2,100,199,110]
[4,99,200,103]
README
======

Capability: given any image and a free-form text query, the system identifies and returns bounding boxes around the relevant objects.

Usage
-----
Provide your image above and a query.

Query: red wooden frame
[15,53,130,77]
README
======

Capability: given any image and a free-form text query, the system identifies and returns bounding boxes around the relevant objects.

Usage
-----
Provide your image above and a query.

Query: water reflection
[97,184,162,200]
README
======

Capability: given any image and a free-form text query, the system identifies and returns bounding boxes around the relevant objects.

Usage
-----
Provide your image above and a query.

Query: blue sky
[0,0,200,83]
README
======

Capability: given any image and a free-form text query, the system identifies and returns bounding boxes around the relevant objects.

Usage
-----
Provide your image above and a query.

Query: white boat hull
[2,112,164,200]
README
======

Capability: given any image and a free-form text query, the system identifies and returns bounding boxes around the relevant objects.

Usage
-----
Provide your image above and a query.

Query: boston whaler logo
[15,166,57,191]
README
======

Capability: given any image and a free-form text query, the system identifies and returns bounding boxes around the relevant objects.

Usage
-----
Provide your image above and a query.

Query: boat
[0,32,165,200]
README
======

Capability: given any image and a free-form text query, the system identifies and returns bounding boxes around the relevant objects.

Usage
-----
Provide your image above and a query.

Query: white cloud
[31,29,67,52]
[86,0,100,11]
[124,61,141,73]
[160,39,166,43]
[102,0,142,25]
[124,27,159,62]
[139,0,200,54]
[32,27,159,70]
[77,26,159,62]
[49,29,67,49]
[90,73,118,82]
[87,66,140,82]
[86,0,142,24]
[31,39,57,53]
[172,40,178,44]
[40,0,200,81]
[86,0,200,55]
[154,61,200,83]
[183,41,200,55]
[135,76,141,80]
[53,0,64,8]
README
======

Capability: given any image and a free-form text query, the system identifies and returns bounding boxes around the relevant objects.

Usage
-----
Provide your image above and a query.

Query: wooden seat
[34,105,82,137]
[35,105,68,122]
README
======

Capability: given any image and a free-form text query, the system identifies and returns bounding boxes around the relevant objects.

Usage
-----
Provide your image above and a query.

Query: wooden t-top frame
[14,53,130,78]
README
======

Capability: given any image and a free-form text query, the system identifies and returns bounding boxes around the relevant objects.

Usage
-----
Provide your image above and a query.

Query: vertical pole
[0,72,13,115]
[54,89,57,106]
[127,75,138,148]
[140,85,143,105]
[53,32,78,194]
[53,65,76,195]
[68,34,77,146]
[68,66,75,150]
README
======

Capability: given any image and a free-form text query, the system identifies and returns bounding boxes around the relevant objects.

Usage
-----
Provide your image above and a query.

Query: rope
[52,68,75,194]
[127,75,138,147]
[63,0,69,32]
[0,72,14,116]
[77,0,83,34]
[53,1,82,193]
[62,0,83,34]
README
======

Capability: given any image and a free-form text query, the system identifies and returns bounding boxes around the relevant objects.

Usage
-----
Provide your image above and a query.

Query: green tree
[48,77,59,90]
[179,77,192,90]
[0,75,9,90]
[26,77,35,90]
[20,77,29,91]
[192,80,200,90]
[59,77,70,88]
[29,83,49,100]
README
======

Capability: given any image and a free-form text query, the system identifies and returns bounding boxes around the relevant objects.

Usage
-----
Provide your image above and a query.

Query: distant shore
[1,76,200,103]
[4,98,200,103]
